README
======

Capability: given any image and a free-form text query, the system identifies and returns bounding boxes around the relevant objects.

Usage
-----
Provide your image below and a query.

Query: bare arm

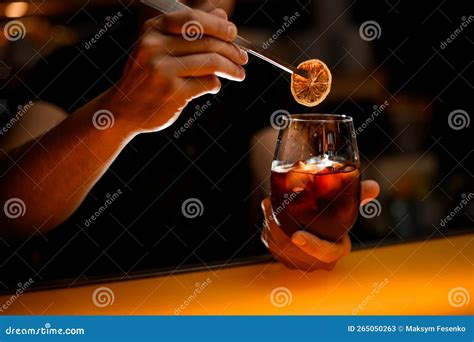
[0,8,247,237]
[0,91,137,236]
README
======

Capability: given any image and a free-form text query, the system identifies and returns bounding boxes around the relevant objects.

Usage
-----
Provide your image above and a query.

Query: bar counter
[1,234,472,315]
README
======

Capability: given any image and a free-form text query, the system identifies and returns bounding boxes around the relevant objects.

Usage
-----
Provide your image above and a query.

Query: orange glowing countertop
[1,233,473,315]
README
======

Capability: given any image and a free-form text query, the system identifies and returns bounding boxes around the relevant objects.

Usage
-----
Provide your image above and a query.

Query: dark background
[0,0,472,291]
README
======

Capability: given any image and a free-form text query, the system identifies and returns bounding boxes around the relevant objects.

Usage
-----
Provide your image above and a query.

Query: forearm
[0,8,247,237]
[0,90,137,236]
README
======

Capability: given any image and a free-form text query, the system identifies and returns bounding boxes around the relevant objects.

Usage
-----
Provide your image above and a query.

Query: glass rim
[286,114,353,123]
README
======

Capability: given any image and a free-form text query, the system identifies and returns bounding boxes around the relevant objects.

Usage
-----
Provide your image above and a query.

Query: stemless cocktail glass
[270,114,361,242]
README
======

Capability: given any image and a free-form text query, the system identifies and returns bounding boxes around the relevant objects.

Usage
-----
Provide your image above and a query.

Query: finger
[181,75,222,97]
[171,53,245,81]
[163,35,247,65]
[361,180,380,203]
[155,10,237,42]
[209,8,228,20]
[261,197,272,220]
[291,230,346,263]
[188,2,216,13]
[341,233,352,256]
[260,197,292,244]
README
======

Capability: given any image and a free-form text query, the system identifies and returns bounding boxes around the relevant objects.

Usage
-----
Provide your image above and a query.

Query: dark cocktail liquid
[270,160,360,242]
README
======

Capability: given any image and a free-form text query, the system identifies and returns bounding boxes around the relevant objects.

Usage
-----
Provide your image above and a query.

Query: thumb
[291,231,350,263]
[209,8,228,20]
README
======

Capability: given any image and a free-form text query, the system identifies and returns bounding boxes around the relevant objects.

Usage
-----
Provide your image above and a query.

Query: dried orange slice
[291,59,332,107]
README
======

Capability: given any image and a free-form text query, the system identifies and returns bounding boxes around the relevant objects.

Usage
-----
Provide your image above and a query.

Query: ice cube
[313,173,343,199]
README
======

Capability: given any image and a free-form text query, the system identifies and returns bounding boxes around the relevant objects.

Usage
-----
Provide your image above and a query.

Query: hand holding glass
[270,114,360,242]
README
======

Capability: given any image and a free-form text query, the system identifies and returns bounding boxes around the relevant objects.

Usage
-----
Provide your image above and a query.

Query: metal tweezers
[141,0,309,78]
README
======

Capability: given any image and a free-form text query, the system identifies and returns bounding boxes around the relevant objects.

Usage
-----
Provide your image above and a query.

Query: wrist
[93,88,141,138]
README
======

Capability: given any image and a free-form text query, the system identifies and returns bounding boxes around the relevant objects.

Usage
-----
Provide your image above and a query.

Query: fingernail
[240,69,246,80]
[239,49,248,62]
[292,235,306,246]
[227,25,237,40]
